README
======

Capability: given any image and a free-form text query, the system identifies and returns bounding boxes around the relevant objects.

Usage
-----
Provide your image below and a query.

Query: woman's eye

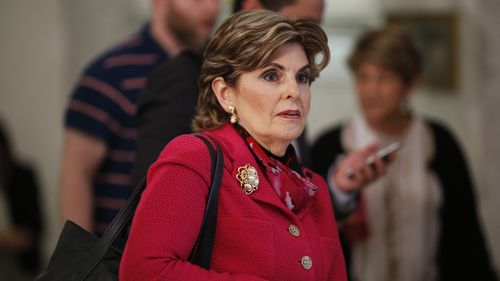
[297,72,311,84]
[263,71,279,81]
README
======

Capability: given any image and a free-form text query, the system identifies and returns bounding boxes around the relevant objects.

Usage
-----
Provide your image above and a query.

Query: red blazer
[120,123,347,281]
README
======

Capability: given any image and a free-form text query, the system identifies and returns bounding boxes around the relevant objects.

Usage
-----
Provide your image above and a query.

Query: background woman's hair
[192,10,330,131]
[347,25,423,85]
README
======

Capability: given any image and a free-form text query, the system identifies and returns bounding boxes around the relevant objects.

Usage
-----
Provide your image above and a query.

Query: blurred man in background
[233,0,324,23]
[59,0,220,236]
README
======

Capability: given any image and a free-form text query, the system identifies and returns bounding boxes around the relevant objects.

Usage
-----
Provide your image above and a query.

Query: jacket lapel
[209,123,313,220]
[231,154,294,216]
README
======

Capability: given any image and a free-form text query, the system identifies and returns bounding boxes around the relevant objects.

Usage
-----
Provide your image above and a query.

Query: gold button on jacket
[301,256,312,270]
[288,224,300,237]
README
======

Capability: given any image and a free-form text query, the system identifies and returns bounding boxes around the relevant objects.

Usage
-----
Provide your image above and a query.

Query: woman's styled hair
[192,10,330,131]
[347,25,423,85]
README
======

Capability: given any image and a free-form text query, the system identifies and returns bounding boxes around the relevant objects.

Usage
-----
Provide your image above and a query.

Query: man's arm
[59,129,107,231]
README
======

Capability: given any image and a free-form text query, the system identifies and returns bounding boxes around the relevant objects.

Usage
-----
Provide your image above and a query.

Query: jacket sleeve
[311,126,344,179]
[131,52,202,186]
[429,122,497,281]
[311,126,358,219]
[120,135,269,281]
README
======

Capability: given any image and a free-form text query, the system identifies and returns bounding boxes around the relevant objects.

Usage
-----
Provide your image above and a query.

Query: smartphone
[346,142,401,178]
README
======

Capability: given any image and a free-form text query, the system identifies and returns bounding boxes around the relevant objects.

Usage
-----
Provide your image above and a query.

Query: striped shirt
[64,24,169,236]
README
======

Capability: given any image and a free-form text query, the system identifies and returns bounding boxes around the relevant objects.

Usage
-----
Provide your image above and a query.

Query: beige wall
[477,0,500,272]
[0,0,66,260]
[0,0,498,274]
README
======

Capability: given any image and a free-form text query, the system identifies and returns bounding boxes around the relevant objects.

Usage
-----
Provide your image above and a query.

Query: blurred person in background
[0,120,43,280]
[59,0,220,236]
[232,0,324,24]
[311,25,497,281]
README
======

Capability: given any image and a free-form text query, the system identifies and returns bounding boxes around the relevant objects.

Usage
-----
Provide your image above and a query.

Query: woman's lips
[277,110,301,119]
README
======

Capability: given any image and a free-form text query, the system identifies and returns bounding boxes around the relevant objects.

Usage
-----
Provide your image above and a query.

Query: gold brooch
[236,164,259,195]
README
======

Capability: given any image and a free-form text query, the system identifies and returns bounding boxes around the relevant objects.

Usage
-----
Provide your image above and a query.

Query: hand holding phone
[346,142,400,178]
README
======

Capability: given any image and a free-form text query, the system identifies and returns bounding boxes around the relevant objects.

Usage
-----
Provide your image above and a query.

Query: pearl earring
[228,105,237,124]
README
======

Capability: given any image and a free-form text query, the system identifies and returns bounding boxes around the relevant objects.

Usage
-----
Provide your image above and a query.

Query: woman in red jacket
[120,10,347,281]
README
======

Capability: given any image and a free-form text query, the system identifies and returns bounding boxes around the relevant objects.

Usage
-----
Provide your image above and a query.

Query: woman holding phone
[311,26,497,281]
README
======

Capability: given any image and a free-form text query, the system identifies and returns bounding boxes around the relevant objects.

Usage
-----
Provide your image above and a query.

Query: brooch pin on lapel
[236,164,259,195]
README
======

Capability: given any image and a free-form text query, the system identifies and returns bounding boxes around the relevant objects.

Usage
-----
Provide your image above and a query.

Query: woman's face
[228,42,312,150]
[354,62,412,124]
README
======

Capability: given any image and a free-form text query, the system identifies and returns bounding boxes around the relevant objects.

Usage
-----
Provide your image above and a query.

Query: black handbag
[36,134,223,280]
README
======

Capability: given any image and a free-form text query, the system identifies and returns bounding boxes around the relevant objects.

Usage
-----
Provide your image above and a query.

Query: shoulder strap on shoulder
[189,133,223,269]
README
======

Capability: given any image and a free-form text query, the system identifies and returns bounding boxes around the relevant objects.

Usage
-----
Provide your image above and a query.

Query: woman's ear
[212,77,234,112]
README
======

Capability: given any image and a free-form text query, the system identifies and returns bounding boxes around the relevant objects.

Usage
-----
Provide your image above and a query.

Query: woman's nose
[285,80,300,99]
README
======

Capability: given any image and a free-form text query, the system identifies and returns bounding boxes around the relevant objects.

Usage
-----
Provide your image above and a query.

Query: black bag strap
[188,134,223,269]
[77,133,223,279]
